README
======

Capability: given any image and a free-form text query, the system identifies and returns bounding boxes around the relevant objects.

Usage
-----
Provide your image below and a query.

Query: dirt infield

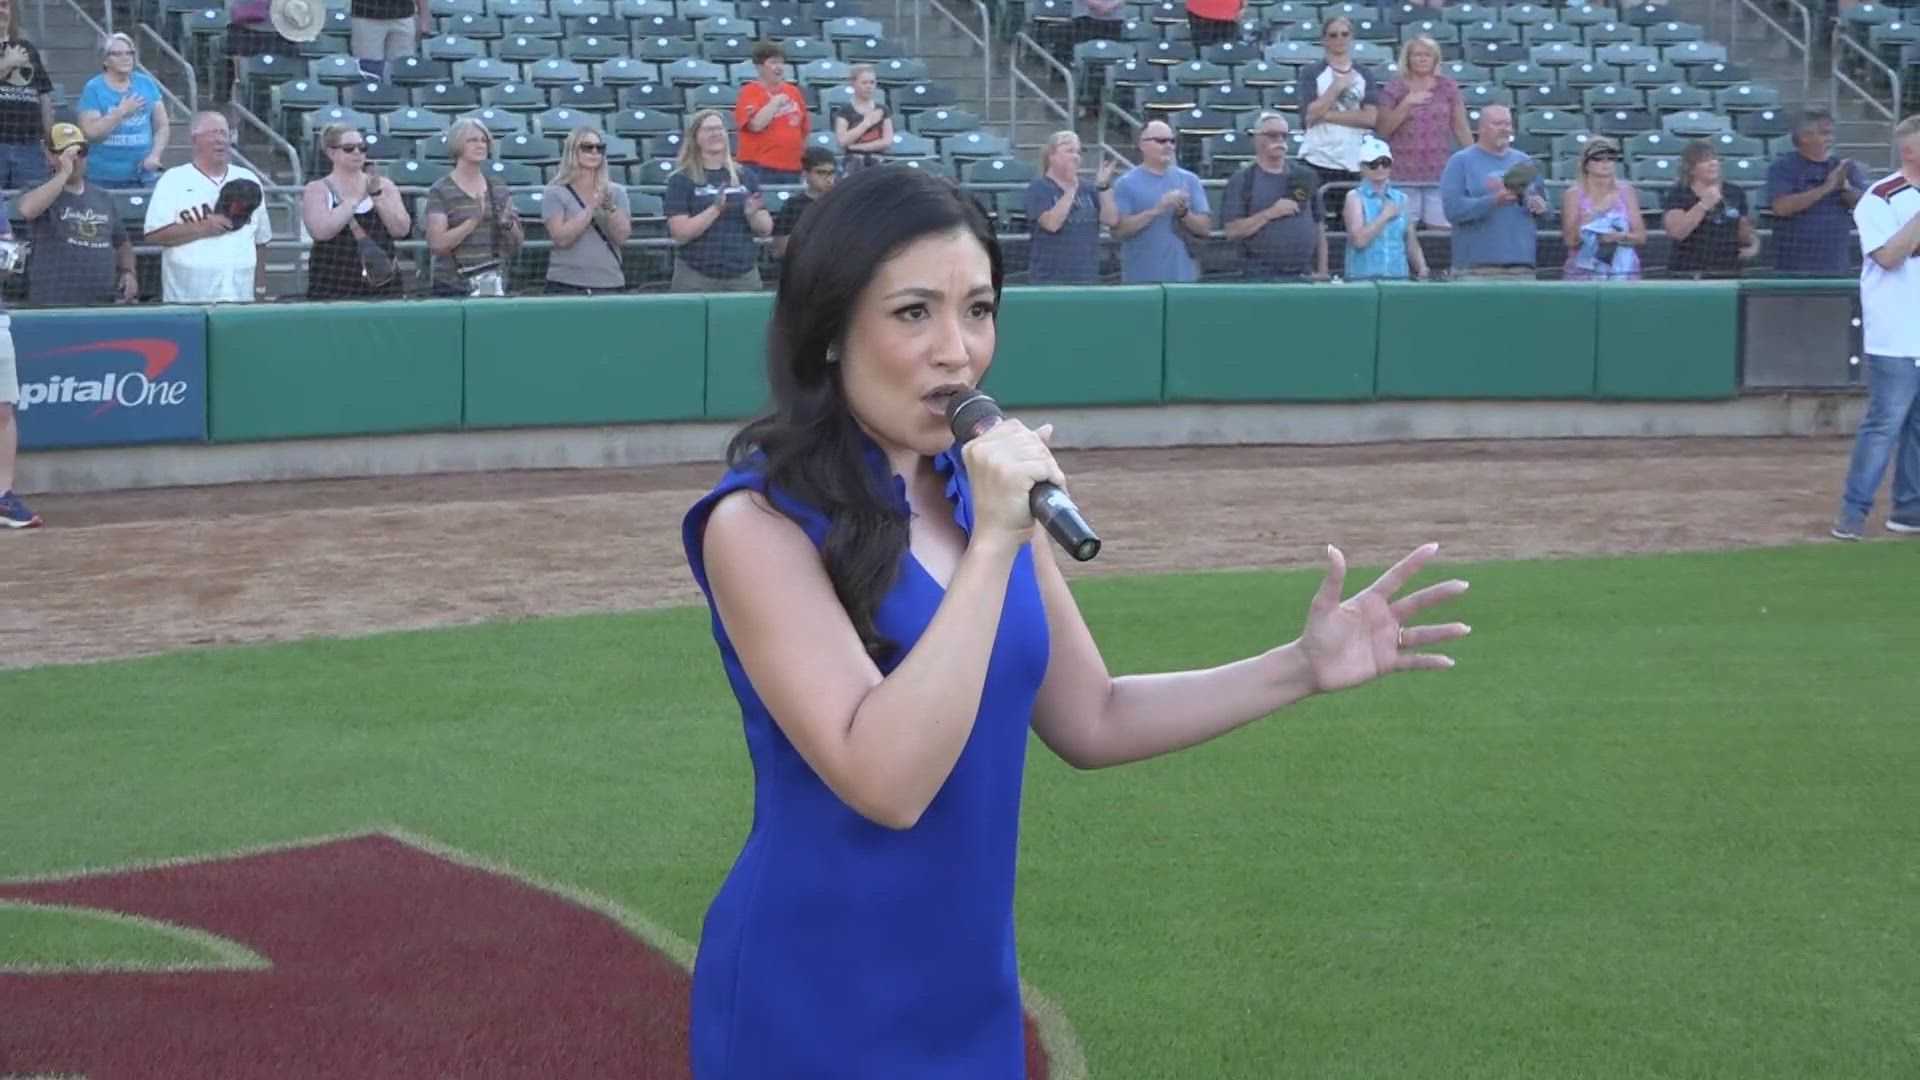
[0,435,1878,671]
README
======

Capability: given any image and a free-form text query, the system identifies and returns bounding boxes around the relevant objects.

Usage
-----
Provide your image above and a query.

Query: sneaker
[1831,518,1864,541]
[0,490,42,529]
[1888,518,1920,535]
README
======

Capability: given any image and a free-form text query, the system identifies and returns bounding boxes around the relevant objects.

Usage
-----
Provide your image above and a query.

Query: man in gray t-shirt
[1221,112,1326,281]
[18,133,136,305]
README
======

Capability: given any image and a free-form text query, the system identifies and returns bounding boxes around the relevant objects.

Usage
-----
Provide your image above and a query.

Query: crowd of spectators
[0,20,1893,306]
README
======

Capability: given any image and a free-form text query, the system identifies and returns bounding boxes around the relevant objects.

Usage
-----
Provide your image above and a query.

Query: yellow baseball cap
[48,122,87,153]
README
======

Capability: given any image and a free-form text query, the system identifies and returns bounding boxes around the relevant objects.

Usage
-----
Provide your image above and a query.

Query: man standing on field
[1832,114,1920,540]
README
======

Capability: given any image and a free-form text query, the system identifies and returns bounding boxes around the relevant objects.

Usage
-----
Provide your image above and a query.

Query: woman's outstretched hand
[1300,542,1471,694]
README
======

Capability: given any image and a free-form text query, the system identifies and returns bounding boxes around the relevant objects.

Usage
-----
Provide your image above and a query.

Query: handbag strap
[561,182,619,258]
[321,177,371,241]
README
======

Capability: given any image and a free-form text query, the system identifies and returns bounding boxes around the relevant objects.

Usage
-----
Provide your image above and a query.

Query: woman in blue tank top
[679,164,1475,1079]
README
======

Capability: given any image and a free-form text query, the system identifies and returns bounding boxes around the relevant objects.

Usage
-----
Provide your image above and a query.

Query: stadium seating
[54,0,1864,292]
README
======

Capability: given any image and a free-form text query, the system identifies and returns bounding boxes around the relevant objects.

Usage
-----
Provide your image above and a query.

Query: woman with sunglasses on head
[300,122,409,300]
[679,163,1472,1079]
[1559,135,1644,281]
[75,32,168,190]
[542,126,632,295]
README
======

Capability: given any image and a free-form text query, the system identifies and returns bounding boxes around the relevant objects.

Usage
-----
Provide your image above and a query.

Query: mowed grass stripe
[2,542,1915,1078]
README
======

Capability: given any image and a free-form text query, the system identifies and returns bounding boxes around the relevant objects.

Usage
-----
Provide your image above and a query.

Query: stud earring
[825,345,840,364]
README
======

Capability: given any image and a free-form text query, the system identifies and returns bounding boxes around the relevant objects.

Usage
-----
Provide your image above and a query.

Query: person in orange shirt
[734,42,811,185]
[1185,0,1243,48]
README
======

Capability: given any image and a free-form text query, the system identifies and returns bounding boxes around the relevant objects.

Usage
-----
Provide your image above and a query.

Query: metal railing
[137,24,198,118]
[911,0,994,114]
[230,101,306,186]
[1728,0,1814,104]
[1008,32,1076,141]
[1832,23,1903,126]
[1098,99,1142,167]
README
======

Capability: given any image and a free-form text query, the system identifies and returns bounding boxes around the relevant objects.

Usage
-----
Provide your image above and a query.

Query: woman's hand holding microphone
[961,419,1066,552]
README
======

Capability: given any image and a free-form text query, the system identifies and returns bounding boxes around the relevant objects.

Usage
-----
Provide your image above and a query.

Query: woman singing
[680,164,1471,1079]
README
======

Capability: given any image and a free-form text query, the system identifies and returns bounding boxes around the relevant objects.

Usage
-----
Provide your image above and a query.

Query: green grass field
[4,542,1916,1078]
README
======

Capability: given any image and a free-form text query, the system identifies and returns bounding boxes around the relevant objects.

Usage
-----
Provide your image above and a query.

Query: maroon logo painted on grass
[0,834,1055,1079]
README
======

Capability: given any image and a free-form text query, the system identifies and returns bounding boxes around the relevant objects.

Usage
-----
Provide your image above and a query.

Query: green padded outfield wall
[464,294,707,427]
[1162,283,1377,402]
[981,286,1165,408]
[1375,281,1599,399]
[704,293,775,421]
[206,300,465,442]
[1594,281,1739,399]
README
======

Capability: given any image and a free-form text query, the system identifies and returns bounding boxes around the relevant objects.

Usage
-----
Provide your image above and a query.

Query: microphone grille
[945,390,1001,442]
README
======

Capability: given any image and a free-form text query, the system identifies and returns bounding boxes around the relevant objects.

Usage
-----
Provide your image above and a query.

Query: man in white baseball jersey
[1833,114,1920,540]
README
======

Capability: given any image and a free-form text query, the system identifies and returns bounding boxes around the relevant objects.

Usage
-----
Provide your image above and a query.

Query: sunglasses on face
[1363,157,1392,168]
[335,141,366,152]
[1144,135,1174,144]
[1587,151,1619,162]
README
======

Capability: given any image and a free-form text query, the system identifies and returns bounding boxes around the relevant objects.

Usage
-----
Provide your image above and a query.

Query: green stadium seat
[424,33,486,62]
[1665,41,1730,67]
[453,56,516,86]
[417,82,483,113]
[534,105,597,134]
[384,106,448,139]
[563,33,630,63]
[1645,20,1706,46]
[443,13,505,38]
[497,34,563,65]
[963,157,1037,185]
[482,81,549,111]
[1648,83,1713,111]
[1715,83,1781,112]
[1662,109,1732,137]
[274,79,339,116]
[1628,155,1678,182]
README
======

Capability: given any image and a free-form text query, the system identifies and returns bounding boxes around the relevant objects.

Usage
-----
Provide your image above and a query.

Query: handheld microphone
[945,390,1102,563]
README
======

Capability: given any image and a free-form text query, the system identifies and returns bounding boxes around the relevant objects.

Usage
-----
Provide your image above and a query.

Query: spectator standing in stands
[1222,111,1326,281]
[425,117,521,296]
[1065,0,1125,119]
[1831,114,1920,541]
[0,0,54,192]
[1110,119,1210,283]
[350,0,427,80]
[1185,0,1243,49]
[0,187,37,528]
[1662,140,1759,278]
[542,126,632,295]
[1764,110,1871,275]
[1374,34,1469,233]
[734,42,810,186]
[76,33,168,190]
[301,122,409,299]
[1295,18,1381,195]
[1439,105,1551,279]
[772,144,837,260]
[666,109,774,291]
[833,64,892,172]
[143,111,272,303]
[1342,135,1427,281]
[1024,130,1117,285]
[1558,136,1644,281]
[18,123,138,306]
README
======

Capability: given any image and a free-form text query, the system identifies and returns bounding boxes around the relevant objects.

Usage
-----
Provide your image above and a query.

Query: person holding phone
[301,122,409,299]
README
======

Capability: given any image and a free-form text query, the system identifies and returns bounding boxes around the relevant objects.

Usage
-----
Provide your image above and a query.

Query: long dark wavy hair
[726,164,1004,665]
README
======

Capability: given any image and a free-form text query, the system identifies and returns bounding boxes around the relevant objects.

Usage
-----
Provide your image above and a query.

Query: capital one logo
[16,338,190,418]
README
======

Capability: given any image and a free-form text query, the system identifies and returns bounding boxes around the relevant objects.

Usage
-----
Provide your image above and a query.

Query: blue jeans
[1839,353,1920,525]
[0,142,49,190]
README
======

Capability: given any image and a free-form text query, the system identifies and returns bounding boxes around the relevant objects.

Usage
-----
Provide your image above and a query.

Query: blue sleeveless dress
[679,436,1053,1079]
